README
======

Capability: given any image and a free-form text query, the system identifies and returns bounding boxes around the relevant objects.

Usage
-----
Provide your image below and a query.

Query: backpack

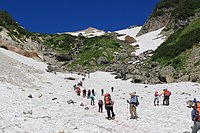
[195,102,200,121]
[104,93,111,105]
[164,90,171,96]
[130,96,139,106]
[98,100,103,105]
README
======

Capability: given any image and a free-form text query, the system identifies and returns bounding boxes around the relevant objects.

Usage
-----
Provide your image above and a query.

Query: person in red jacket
[104,93,115,120]
[163,89,171,106]
[76,86,81,96]
[154,91,160,106]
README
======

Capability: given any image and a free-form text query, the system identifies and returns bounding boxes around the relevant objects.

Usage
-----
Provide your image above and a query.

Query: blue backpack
[130,96,139,106]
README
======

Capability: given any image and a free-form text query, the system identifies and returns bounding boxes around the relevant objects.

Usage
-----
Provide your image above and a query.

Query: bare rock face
[131,75,144,83]
[189,73,200,82]
[124,35,137,44]
[136,14,172,37]
[160,66,176,77]
[55,54,72,61]
[166,75,174,83]
[97,56,109,64]
[89,60,96,66]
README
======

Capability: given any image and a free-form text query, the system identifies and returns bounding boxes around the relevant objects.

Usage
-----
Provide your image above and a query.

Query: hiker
[98,100,103,112]
[191,98,200,133]
[104,93,115,120]
[111,86,114,92]
[82,75,85,81]
[127,91,139,119]
[90,94,95,105]
[154,91,160,106]
[87,90,91,99]
[82,89,86,98]
[163,89,171,105]
[76,86,81,96]
[73,84,76,90]
[101,89,104,96]
[92,89,95,96]
[82,77,85,81]
[79,81,82,86]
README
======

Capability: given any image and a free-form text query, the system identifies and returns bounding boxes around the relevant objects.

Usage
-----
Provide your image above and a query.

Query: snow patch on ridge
[65,27,105,38]
[116,27,166,56]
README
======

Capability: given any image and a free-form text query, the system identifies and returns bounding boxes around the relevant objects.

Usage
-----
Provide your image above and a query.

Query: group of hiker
[154,89,171,106]
[72,76,200,133]
[73,81,96,105]
[73,79,117,120]
[73,78,173,121]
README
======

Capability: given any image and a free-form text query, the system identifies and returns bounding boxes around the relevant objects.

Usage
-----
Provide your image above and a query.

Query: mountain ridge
[1,0,200,83]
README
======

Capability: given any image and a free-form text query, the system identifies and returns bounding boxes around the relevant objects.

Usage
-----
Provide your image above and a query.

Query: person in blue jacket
[191,98,200,133]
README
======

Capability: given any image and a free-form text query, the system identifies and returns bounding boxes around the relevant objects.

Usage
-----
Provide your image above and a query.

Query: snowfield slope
[0,48,199,133]
[116,27,166,56]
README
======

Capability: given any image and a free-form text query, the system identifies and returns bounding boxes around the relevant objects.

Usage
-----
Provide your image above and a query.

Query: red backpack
[196,102,200,121]
[164,90,171,96]
[104,93,111,105]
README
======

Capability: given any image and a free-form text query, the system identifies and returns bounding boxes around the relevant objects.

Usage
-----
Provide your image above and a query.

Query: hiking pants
[83,93,86,98]
[163,96,170,105]
[91,98,94,105]
[110,106,115,117]
[98,104,103,112]
[154,96,159,105]
[165,96,170,105]
[105,106,111,118]
[129,104,137,118]
[192,121,200,133]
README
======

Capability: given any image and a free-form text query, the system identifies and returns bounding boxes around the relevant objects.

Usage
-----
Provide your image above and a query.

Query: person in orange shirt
[163,89,171,105]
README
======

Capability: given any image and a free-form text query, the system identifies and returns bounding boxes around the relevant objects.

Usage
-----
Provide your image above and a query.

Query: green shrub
[70,36,122,67]
[152,17,200,66]
[151,0,200,19]
[42,34,77,52]
[0,10,34,40]
[194,60,200,66]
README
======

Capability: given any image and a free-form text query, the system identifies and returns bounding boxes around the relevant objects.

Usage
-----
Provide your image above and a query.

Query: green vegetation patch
[152,17,200,70]
[0,10,34,40]
[194,60,200,66]
[42,34,77,53]
[151,0,200,19]
[70,35,122,67]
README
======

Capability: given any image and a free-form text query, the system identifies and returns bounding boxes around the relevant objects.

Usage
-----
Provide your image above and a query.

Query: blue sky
[0,0,159,34]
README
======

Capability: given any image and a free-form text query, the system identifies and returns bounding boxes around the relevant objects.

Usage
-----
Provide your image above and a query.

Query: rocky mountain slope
[0,10,165,82]
[1,0,200,84]
[137,0,200,37]
[134,0,200,84]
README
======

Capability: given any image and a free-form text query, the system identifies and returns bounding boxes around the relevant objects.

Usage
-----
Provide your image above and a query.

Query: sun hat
[129,91,136,96]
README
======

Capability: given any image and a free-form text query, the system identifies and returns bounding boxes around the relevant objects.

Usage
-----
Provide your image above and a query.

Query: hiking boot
[105,117,112,120]
[130,116,138,119]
